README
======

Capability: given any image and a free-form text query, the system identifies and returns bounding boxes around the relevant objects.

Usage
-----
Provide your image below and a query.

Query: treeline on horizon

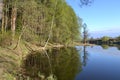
[89,36,120,45]
[0,0,82,47]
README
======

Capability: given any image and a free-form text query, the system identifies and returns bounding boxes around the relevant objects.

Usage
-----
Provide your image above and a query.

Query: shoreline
[0,42,96,58]
[0,42,95,79]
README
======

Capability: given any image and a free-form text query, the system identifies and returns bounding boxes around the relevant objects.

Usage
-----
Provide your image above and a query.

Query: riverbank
[0,41,95,79]
[24,42,95,51]
[0,41,95,56]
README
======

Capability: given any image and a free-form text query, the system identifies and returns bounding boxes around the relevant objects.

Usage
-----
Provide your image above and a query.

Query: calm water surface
[75,45,120,80]
[19,47,81,80]
[18,45,120,80]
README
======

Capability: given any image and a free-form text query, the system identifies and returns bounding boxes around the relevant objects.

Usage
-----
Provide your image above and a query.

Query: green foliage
[0,0,82,47]
[116,36,120,41]
[101,36,110,42]
[51,0,82,45]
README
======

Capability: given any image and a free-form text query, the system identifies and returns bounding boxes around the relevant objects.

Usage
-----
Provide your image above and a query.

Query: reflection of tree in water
[50,47,82,80]
[115,45,120,50]
[101,45,109,49]
[82,46,89,66]
[18,51,51,80]
[18,47,82,80]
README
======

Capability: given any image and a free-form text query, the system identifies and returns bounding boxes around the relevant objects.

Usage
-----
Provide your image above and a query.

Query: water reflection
[75,45,120,80]
[18,51,51,79]
[2,45,120,80]
[18,47,82,80]
[100,44,120,50]
[82,46,89,66]
[115,45,120,50]
[101,45,109,49]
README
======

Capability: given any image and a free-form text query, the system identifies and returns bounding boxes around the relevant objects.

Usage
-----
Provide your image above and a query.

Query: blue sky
[66,0,120,38]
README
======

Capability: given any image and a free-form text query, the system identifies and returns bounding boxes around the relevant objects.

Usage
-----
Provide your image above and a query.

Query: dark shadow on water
[17,47,82,80]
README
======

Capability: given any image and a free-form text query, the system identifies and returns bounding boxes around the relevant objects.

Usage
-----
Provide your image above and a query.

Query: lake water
[75,45,120,80]
[18,45,120,80]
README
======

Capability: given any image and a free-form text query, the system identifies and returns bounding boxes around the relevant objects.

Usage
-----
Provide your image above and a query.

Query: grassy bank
[0,40,94,79]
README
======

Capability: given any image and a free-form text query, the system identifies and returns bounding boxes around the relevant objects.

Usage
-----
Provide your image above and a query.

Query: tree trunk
[5,8,8,32]
[1,12,4,33]
[1,1,4,33]
[11,7,17,43]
